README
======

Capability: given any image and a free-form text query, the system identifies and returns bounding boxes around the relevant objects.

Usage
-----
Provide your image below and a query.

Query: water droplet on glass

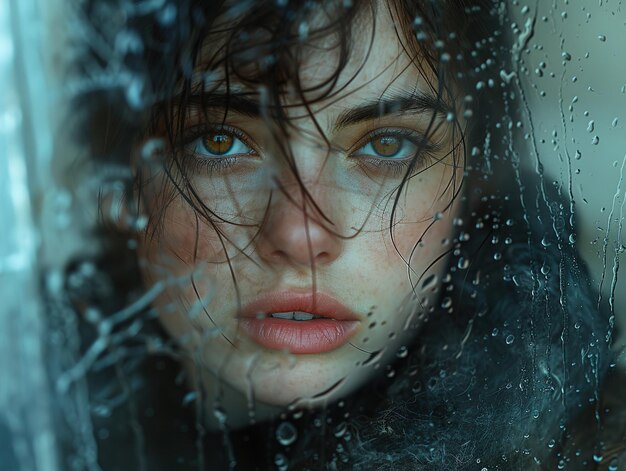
[182,392,197,406]
[512,274,521,287]
[598,35,607,42]
[612,118,619,127]
[274,453,288,471]
[505,335,515,345]
[491,328,499,337]
[334,422,348,438]
[396,346,408,358]
[158,4,177,25]
[213,407,227,425]
[422,274,438,291]
[547,439,555,448]
[592,135,600,145]
[92,404,112,418]
[441,297,452,309]
[587,120,594,132]
[593,454,604,463]
[298,21,309,41]
[608,458,619,471]
[125,78,145,109]
[276,422,298,446]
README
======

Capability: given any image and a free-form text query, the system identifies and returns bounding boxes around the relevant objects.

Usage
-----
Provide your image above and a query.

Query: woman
[69,0,612,469]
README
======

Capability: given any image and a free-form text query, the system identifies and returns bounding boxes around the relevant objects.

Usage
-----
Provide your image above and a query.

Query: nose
[255,189,341,269]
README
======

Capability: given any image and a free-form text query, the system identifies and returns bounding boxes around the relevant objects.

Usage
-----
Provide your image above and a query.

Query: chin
[232,352,366,409]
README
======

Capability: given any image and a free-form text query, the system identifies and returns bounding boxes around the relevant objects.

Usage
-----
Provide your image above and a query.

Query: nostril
[267,250,290,263]
[264,248,335,267]
[315,252,332,263]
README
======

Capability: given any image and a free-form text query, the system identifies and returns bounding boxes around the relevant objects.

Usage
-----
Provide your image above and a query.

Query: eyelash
[181,124,256,174]
[179,125,437,176]
[351,128,437,176]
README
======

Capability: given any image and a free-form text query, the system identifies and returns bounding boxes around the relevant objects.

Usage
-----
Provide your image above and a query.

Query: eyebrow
[333,90,449,131]
[187,92,263,118]
[185,89,449,127]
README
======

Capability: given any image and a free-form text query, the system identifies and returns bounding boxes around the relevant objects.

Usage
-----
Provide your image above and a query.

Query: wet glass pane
[1,0,625,470]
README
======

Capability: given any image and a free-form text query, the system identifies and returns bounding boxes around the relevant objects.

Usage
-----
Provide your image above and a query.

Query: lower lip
[238,318,360,354]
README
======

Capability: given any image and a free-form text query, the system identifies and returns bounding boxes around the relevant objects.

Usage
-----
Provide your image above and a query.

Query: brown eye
[203,132,234,155]
[353,131,420,161]
[371,136,401,157]
[190,127,254,159]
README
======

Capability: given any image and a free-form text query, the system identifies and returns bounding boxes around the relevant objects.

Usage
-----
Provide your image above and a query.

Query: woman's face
[138,4,463,427]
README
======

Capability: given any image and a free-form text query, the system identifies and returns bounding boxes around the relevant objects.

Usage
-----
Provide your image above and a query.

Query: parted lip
[239,291,361,321]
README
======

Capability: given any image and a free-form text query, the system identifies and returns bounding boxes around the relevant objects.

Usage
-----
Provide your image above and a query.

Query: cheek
[392,214,453,264]
[358,172,460,302]
[141,199,243,271]
[377,189,456,262]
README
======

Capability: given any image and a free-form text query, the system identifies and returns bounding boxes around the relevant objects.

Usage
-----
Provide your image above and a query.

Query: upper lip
[239,291,360,321]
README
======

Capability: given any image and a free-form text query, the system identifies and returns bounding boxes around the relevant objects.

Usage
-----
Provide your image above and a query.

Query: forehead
[302,8,430,103]
[193,2,436,109]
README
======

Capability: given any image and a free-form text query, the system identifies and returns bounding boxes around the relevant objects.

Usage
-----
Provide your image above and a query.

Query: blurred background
[512,0,626,355]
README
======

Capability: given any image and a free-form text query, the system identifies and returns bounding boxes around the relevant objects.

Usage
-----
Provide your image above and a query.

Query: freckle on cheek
[160,210,228,264]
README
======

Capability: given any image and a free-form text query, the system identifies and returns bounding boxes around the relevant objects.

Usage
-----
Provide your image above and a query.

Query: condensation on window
[1,0,625,470]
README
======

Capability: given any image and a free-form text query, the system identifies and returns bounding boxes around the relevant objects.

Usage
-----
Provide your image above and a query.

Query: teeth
[270,311,319,321]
